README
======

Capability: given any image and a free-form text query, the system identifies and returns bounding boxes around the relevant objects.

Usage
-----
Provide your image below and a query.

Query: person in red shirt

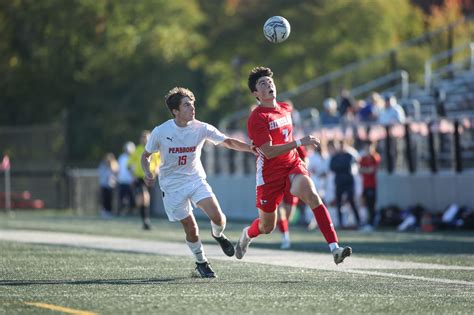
[235,66,352,264]
[359,141,381,229]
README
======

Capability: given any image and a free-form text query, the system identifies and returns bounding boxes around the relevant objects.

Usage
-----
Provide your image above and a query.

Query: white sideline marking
[1,229,473,286]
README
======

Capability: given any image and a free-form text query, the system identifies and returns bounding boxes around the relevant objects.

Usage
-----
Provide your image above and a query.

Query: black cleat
[212,234,235,257]
[332,246,352,265]
[195,261,216,278]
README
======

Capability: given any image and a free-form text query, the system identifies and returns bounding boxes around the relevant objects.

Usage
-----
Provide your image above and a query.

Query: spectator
[338,89,355,118]
[359,141,381,231]
[98,153,119,219]
[359,92,383,122]
[330,140,361,228]
[378,94,406,125]
[117,141,136,216]
[320,98,340,126]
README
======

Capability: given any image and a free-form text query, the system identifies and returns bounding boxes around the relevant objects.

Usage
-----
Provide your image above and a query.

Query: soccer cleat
[195,261,216,278]
[332,246,352,265]
[235,227,252,260]
[212,233,235,257]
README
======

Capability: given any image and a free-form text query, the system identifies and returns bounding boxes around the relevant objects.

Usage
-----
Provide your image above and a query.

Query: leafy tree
[0,0,468,166]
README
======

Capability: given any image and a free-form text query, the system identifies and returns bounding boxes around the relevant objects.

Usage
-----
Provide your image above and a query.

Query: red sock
[312,204,338,244]
[277,219,289,233]
[247,218,261,238]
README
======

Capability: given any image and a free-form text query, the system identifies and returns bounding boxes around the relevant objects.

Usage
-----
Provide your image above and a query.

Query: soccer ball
[263,16,291,43]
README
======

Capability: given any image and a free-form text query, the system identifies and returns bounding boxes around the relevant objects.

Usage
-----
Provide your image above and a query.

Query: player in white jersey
[141,87,256,278]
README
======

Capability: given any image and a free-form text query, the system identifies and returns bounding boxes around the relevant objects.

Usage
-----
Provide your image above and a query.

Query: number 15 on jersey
[178,155,187,165]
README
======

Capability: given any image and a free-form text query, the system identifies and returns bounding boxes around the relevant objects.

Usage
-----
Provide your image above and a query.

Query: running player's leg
[180,214,215,278]
[291,173,352,264]
[196,195,235,257]
[162,186,215,277]
[235,209,277,259]
[278,188,296,249]
[277,203,291,249]
[235,180,284,259]
[180,214,202,257]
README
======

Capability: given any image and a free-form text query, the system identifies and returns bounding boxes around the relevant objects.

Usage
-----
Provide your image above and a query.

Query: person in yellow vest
[128,130,160,230]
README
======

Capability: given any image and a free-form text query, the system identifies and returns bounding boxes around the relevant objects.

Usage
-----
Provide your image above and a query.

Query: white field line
[1,229,473,286]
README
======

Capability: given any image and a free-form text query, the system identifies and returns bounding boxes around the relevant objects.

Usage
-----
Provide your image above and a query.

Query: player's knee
[302,192,322,208]
[214,213,226,226]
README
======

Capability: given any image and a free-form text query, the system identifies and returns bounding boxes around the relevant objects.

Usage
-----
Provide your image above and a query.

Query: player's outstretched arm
[141,150,156,187]
[220,138,256,154]
[259,135,320,159]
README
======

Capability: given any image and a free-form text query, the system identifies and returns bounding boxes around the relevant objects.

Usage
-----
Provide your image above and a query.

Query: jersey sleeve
[204,123,227,145]
[247,112,271,147]
[145,127,160,153]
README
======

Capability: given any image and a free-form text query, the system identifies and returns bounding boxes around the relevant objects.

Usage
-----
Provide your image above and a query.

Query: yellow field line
[24,302,98,315]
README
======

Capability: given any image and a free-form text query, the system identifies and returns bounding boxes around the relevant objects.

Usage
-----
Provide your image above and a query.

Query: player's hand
[144,172,156,187]
[300,135,321,149]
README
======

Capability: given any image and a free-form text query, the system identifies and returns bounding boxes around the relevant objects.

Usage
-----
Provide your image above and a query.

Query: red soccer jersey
[247,102,300,186]
[359,152,381,189]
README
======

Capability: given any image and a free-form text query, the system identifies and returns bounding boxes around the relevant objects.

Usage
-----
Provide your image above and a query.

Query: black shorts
[134,178,149,195]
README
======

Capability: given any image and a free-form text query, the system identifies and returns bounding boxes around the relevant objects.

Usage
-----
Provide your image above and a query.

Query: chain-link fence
[0,121,67,209]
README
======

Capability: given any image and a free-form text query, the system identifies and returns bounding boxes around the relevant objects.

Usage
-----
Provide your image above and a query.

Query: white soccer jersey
[145,119,227,192]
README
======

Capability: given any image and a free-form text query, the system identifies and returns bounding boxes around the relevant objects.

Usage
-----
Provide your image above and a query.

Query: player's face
[176,97,195,122]
[253,76,276,102]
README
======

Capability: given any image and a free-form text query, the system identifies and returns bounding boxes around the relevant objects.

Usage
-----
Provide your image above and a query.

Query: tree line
[0,0,470,165]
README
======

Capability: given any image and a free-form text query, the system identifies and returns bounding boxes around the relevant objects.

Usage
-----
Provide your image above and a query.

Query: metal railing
[350,70,409,99]
[424,42,474,92]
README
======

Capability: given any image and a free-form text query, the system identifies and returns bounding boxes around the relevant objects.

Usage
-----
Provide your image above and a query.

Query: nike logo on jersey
[166,137,173,142]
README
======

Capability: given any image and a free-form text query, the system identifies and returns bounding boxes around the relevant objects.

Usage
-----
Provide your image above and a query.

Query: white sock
[211,219,225,238]
[186,240,207,263]
[329,242,339,252]
[281,231,290,242]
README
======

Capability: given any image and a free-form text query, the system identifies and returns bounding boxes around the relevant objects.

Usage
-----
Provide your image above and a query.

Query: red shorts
[256,161,309,213]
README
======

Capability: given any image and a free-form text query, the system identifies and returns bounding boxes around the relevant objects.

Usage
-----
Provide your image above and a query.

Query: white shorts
[161,179,215,222]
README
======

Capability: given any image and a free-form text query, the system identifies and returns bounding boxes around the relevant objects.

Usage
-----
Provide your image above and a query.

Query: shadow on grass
[0,277,189,286]
[0,278,305,286]
[240,239,474,256]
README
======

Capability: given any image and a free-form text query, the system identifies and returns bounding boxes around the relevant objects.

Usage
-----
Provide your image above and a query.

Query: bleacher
[405,70,474,120]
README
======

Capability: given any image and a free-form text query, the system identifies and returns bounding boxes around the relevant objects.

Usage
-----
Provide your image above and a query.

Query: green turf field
[1,210,473,314]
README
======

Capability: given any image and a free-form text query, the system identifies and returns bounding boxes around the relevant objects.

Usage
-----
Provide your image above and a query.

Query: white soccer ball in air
[263,16,291,43]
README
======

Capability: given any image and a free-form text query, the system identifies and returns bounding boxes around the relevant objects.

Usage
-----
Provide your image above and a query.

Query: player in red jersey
[359,140,381,231]
[235,67,352,264]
